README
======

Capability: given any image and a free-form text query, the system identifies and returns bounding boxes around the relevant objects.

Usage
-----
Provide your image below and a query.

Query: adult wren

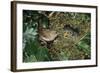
[38,27,58,48]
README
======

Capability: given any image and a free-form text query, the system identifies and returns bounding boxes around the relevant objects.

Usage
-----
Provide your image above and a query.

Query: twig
[48,12,55,18]
[75,28,90,44]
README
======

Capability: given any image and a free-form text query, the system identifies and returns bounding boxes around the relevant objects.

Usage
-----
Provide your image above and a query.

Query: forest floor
[23,10,91,62]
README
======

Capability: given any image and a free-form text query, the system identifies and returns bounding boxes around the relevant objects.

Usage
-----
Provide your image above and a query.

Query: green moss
[23,10,91,62]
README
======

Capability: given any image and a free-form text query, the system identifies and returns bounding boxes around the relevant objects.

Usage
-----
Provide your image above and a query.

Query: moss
[23,10,91,62]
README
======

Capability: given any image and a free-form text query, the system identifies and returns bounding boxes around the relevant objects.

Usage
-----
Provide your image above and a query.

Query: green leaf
[24,55,37,62]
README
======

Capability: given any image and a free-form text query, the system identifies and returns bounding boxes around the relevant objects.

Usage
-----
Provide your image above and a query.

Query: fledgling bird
[63,24,80,37]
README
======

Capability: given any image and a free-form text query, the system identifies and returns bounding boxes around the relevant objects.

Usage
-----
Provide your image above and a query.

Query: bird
[38,27,58,48]
[39,27,58,42]
[63,24,80,37]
